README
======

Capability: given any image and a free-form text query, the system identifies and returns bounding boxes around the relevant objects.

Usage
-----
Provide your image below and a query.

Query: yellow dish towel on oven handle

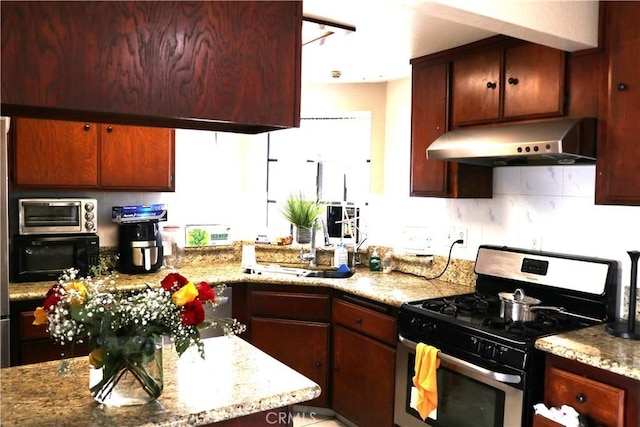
[412,342,441,421]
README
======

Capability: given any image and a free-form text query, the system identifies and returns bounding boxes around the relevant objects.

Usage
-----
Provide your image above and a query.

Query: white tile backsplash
[521,166,563,196]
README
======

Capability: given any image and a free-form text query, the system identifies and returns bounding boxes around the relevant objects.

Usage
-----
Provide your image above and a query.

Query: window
[266,113,371,236]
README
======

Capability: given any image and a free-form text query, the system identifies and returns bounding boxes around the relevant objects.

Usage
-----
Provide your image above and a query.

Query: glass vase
[89,336,164,406]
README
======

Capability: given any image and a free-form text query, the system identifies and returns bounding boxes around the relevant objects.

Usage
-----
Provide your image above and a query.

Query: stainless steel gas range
[394,245,618,427]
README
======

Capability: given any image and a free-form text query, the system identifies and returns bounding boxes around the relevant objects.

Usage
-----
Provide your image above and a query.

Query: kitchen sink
[243,264,355,279]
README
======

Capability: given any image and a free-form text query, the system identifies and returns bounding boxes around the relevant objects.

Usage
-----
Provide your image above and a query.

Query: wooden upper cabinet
[452,41,565,127]
[99,125,174,190]
[13,118,99,188]
[0,1,302,133]
[410,59,493,198]
[410,61,449,196]
[452,50,502,125]
[596,1,640,205]
[503,43,566,119]
[11,118,174,191]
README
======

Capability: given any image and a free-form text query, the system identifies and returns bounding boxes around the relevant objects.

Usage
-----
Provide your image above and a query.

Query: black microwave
[11,234,100,283]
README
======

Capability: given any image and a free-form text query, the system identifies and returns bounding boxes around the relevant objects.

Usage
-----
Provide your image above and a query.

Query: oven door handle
[398,335,522,385]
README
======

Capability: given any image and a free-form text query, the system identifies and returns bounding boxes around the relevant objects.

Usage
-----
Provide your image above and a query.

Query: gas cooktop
[398,245,619,352]
[403,291,596,344]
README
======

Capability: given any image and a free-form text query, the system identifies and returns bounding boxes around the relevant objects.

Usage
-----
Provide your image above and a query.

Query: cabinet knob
[508,77,519,85]
[486,82,497,89]
[106,125,114,133]
[617,83,627,91]
[355,317,362,324]
[575,393,586,404]
[83,124,90,131]
[314,362,321,368]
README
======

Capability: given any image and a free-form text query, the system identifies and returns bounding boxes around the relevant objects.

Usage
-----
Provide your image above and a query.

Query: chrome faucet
[300,216,323,267]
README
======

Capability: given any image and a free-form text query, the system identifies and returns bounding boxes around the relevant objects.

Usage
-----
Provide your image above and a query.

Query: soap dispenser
[369,247,381,272]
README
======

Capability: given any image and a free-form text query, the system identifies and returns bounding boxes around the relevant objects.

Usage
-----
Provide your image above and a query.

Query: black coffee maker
[117,220,163,274]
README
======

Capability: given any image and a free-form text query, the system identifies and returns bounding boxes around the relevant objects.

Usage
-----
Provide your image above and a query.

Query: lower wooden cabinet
[9,298,89,366]
[246,285,331,408]
[244,286,399,423]
[541,354,639,427]
[331,296,397,427]
[251,317,329,408]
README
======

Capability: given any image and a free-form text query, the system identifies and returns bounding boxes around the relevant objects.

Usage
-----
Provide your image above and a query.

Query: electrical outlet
[447,226,467,248]
[531,235,543,250]
[455,227,467,248]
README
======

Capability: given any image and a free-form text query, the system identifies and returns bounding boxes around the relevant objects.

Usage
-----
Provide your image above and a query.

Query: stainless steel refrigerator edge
[1,117,10,367]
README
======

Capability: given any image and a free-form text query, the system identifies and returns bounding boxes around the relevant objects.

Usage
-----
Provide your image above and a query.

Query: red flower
[42,284,63,311]
[195,281,216,302]
[180,300,205,326]
[161,273,189,292]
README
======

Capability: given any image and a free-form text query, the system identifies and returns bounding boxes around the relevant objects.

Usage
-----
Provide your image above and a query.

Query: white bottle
[382,250,393,273]
[333,242,349,268]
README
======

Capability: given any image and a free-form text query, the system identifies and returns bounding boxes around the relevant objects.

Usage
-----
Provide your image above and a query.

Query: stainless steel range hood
[426,117,596,167]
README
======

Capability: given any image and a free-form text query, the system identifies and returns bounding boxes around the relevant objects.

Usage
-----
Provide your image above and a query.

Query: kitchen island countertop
[0,335,320,426]
[535,324,640,381]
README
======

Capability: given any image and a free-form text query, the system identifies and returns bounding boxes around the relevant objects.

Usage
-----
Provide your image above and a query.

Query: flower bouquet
[33,269,245,405]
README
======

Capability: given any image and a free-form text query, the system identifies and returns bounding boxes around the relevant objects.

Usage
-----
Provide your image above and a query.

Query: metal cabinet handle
[355,317,362,324]
[106,125,114,133]
[508,77,519,85]
[575,393,586,404]
[617,83,627,91]
[314,362,321,368]
[83,123,90,131]
[486,82,497,89]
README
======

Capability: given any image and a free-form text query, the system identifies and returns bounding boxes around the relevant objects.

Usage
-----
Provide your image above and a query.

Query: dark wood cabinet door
[451,49,502,126]
[410,61,449,196]
[250,317,329,408]
[503,43,565,120]
[99,124,175,191]
[1,1,302,133]
[410,60,493,198]
[13,118,99,188]
[596,1,640,205]
[332,325,395,427]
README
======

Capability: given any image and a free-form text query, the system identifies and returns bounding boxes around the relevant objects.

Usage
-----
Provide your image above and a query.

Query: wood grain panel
[547,366,624,427]
[452,49,502,126]
[596,1,640,205]
[503,43,565,119]
[14,118,99,187]
[1,1,302,132]
[332,298,396,346]
[99,124,174,190]
[251,317,329,407]
[332,325,395,427]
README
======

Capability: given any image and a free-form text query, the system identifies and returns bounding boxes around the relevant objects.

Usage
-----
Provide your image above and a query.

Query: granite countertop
[0,336,320,426]
[535,325,640,381]
[9,256,476,308]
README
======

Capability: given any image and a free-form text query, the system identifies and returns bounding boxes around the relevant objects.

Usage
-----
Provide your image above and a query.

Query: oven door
[394,335,523,427]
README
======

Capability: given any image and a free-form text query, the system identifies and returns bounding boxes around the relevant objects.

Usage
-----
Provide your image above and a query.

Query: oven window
[22,245,75,272]
[406,355,505,427]
[23,204,80,227]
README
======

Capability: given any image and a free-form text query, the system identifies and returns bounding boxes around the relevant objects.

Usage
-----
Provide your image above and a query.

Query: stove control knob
[484,343,496,358]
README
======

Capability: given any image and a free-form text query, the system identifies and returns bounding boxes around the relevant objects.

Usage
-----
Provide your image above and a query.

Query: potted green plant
[280,192,323,244]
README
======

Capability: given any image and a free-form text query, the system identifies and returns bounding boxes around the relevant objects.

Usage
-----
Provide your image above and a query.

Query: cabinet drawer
[249,290,330,322]
[19,310,50,340]
[547,366,625,427]
[332,298,396,346]
[532,414,563,427]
